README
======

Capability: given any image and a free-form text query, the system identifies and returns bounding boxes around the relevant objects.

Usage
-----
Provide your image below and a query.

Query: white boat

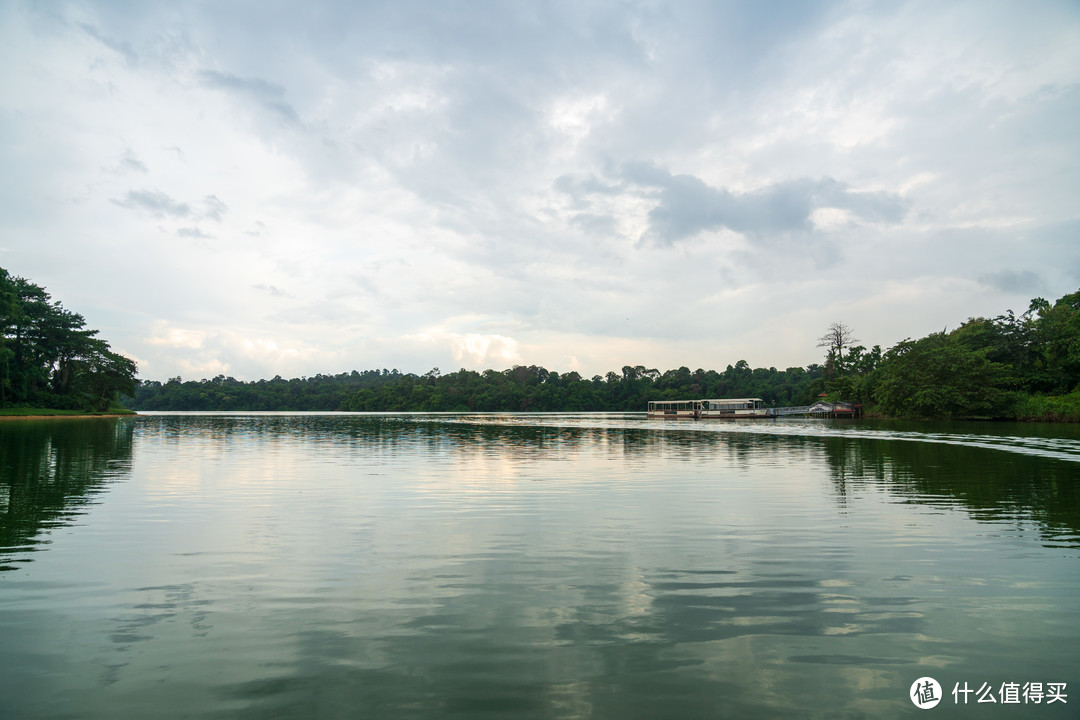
[647,398,771,419]
[646,399,701,418]
[699,398,771,418]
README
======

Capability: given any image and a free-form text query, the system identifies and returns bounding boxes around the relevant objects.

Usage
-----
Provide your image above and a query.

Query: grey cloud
[115,190,227,223]
[178,226,213,239]
[79,23,138,65]
[202,195,228,221]
[117,149,148,173]
[254,284,288,297]
[571,213,617,235]
[115,189,191,218]
[553,174,621,197]
[198,70,300,126]
[619,161,677,188]
[553,175,623,212]
[614,164,909,245]
[978,270,1044,294]
[801,177,909,225]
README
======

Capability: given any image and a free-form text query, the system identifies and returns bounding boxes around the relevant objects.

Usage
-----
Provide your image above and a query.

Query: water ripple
[425,413,1080,463]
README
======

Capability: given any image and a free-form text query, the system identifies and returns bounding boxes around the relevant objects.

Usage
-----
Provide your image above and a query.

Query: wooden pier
[768,402,861,418]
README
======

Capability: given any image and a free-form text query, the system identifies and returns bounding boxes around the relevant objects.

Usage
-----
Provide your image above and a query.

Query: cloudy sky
[2,1,1078,381]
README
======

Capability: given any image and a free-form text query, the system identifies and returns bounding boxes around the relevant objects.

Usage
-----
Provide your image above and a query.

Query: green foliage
[1032,291,1080,393]
[130,363,825,412]
[130,370,409,410]
[870,333,1016,418]
[0,407,134,416]
[809,326,882,407]
[336,362,825,412]
[1011,392,1080,422]
[864,288,1080,419]
[0,268,137,412]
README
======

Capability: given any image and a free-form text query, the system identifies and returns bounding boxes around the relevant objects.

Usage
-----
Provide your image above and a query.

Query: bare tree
[818,322,858,364]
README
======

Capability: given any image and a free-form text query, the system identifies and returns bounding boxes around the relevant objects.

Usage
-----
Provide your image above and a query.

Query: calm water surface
[1,413,1077,719]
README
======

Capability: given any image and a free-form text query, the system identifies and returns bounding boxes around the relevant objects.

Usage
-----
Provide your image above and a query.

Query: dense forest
[338,363,824,412]
[0,269,137,412]
[850,289,1079,420]
[132,370,414,411]
[130,363,825,412]
[129,288,1080,420]
[2,272,1074,420]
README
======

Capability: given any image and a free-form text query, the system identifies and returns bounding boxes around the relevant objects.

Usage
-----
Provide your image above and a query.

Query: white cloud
[1,0,1077,381]
[139,323,353,380]
[145,324,207,349]
[449,333,523,368]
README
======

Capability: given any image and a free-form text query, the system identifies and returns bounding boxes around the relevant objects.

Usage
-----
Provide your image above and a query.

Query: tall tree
[871,332,1015,418]
[818,322,858,367]
[0,268,137,410]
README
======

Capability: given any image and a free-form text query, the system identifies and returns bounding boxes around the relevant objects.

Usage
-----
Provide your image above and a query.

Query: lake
[1,413,1077,718]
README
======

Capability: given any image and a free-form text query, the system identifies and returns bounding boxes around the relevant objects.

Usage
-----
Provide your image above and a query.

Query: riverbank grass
[1012,392,1080,422]
[0,407,137,417]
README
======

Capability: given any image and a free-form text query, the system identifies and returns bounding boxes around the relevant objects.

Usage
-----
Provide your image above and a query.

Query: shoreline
[0,411,136,420]
[1,408,1075,422]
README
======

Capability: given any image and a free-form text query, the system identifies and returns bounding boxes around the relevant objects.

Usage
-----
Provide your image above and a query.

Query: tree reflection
[0,419,134,570]
[125,414,1080,550]
[821,435,1080,548]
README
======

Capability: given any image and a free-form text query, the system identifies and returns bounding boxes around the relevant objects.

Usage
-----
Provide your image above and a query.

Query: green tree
[818,322,858,378]
[1032,291,1080,393]
[0,268,137,410]
[871,332,1016,418]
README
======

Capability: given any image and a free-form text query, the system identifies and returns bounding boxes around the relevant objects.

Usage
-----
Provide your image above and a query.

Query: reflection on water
[0,413,1077,719]
[822,435,1080,549]
[0,418,134,571]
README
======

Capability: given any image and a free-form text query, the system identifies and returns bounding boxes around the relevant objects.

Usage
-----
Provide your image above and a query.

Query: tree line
[339,363,827,412]
[122,286,1080,421]
[129,363,827,412]
[0,269,137,411]
[819,289,1080,420]
[131,370,410,411]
